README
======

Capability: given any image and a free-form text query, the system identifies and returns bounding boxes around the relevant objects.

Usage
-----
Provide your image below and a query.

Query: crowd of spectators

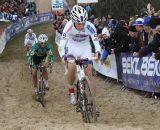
[0,0,37,22]
[53,3,160,62]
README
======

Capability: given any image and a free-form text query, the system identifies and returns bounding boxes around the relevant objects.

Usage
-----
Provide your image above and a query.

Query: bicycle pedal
[76,107,81,112]
[45,87,49,91]
[96,113,100,118]
[96,108,100,117]
[34,95,40,101]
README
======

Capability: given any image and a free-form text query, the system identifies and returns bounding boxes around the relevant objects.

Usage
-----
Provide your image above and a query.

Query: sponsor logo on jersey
[72,38,86,42]
[28,36,35,40]
[87,25,95,34]
[74,34,88,38]
[71,34,88,42]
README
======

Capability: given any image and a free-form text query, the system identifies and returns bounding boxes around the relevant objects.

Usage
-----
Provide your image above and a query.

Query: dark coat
[139,33,160,57]
[109,26,130,54]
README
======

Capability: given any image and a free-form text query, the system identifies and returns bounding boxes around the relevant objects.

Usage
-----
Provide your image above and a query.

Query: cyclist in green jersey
[29,34,54,94]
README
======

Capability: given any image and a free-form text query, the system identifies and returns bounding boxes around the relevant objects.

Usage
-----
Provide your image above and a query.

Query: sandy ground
[0,58,160,130]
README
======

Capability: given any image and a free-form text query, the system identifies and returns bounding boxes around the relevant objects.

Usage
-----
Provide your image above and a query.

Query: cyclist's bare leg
[85,64,96,95]
[66,62,77,104]
[43,69,48,80]
[25,45,32,56]
[67,62,76,86]
[42,69,49,90]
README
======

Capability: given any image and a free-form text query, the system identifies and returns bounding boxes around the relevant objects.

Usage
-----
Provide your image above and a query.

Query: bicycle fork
[38,71,45,95]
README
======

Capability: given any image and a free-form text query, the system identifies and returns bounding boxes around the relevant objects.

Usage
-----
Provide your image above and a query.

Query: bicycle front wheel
[82,77,97,123]
[37,80,46,107]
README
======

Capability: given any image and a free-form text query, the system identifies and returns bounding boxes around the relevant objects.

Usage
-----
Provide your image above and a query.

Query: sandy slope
[0,59,160,130]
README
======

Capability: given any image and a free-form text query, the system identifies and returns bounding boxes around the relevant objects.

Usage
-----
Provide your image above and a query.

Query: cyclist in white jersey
[59,5,101,107]
[24,29,38,56]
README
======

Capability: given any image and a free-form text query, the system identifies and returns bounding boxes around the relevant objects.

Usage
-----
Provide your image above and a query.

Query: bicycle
[66,57,98,123]
[36,63,52,107]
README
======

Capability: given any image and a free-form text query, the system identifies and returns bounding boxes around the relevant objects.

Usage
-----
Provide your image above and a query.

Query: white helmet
[27,29,33,33]
[38,34,48,43]
[71,5,88,23]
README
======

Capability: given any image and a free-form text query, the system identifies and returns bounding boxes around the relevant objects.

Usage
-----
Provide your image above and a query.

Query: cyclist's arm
[45,43,54,64]
[28,43,38,66]
[59,22,70,58]
[30,43,39,55]
[88,23,101,54]
[24,34,29,46]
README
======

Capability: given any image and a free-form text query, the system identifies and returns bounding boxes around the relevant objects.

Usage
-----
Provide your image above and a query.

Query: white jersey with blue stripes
[24,33,38,46]
[59,20,101,58]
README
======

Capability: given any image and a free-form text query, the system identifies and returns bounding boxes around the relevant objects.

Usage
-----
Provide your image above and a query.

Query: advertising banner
[121,53,160,92]
[77,0,98,4]
[0,31,6,54]
[0,13,10,22]
[52,0,63,11]
[93,52,118,79]
[0,12,54,54]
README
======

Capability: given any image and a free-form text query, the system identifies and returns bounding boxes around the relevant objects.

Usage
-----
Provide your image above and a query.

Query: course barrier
[0,12,55,54]
[121,53,160,92]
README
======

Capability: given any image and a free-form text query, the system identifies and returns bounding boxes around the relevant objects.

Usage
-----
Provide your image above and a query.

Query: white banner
[0,30,7,54]
[52,0,63,11]
[0,12,54,54]
[77,0,98,3]
[93,53,118,79]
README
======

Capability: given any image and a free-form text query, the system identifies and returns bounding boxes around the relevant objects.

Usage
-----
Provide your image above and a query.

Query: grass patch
[0,22,59,62]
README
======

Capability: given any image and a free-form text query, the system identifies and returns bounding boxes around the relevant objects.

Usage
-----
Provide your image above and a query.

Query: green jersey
[29,42,54,67]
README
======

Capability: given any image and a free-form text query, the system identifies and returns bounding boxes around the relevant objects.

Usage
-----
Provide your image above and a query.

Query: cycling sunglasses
[41,42,46,45]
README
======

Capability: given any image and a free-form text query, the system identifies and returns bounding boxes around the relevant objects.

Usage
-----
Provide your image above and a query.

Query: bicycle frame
[76,64,86,93]
[77,64,85,81]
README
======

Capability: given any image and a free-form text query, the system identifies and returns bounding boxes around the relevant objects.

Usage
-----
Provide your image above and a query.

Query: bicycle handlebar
[37,63,52,70]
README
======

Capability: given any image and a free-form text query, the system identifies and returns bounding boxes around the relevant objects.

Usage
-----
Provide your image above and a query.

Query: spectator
[129,16,135,26]
[129,26,141,52]
[133,16,160,58]
[110,20,130,54]
[100,25,111,63]
[147,3,155,16]
[108,19,117,34]
[133,18,145,47]
[0,0,36,22]
[93,18,103,34]
[143,16,153,44]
